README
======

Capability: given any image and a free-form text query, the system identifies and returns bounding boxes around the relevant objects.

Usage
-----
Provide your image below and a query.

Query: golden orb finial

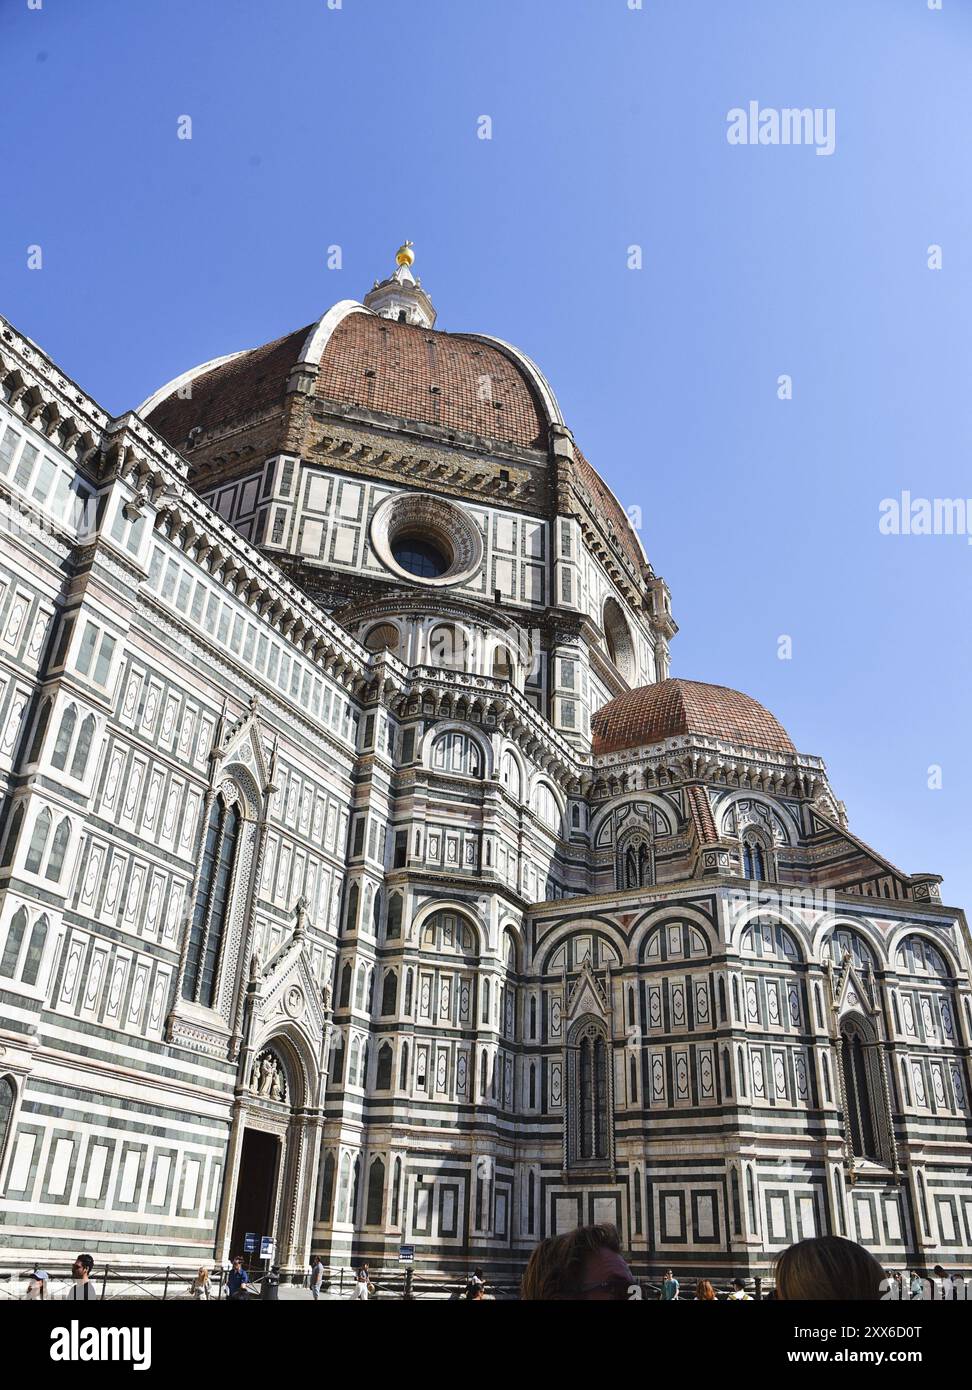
[395,240,415,267]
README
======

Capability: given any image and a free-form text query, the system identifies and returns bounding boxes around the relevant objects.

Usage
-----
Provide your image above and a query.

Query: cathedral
[0,245,970,1282]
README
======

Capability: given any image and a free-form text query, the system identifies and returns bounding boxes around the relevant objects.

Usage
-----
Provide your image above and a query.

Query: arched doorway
[217,1026,326,1275]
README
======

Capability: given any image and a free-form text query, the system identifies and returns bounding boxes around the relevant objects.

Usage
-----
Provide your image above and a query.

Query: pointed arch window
[183,791,241,1008]
[618,832,653,890]
[69,714,96,779]
[0,907,28,977]
[50,703,76,769]
[0,802,24,868]
[318,1151,335,1221]
[25,808,52,875]
[366,1157,385,1225]
[381,969,398,1016]
[0,1075,14,1174]
[45,816,71,882]
[839,1017,888,1164]
[28,699,53,765]
[399,1041,409,1091]
[392,1156,403,1225]
[376,1042,393,1090]
[339,962,352,1008]
[21,914,49,987]
[567,1016,613,1169]
[743,834,766,881]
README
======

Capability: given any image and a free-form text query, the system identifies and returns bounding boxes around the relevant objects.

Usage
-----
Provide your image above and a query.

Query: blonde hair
[775,1236,885,1301]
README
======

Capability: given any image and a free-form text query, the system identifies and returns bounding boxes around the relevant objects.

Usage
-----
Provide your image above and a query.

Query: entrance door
[229,1128,280,1266]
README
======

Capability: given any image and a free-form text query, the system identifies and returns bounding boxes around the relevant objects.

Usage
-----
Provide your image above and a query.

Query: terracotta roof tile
[592,678,796,756]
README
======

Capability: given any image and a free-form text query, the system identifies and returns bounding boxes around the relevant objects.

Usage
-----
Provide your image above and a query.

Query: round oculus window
[370,493,484,587]
[391,535,449,579]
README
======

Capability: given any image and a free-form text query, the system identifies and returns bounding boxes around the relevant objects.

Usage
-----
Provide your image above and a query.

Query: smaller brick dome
[592,678,796,756]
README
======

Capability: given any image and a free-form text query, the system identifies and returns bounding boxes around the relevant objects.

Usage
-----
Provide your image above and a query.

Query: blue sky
[2,0,971,907]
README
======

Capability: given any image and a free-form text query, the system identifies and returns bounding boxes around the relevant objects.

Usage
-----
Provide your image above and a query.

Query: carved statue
[258,1055,274,1096]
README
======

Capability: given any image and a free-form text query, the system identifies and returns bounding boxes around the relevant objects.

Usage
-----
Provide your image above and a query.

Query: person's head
[664,1269,674,1279]
[775,1236,886,1301]
[232,1256,243,1269]
[197,1267,209,1280]
[933,1264,945,1278]
[731,1277,747,1291]
[474,1268,484,1279]
[695,1279,716,1300]
[521,1224,634,1301]
[73,1254,93,1280]
[470,1285,485,1300]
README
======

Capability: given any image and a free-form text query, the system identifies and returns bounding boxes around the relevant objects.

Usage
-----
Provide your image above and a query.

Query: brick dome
[141,307,549,453]
[592,678,796,756]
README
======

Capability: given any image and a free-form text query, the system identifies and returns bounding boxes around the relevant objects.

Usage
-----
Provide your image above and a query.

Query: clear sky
[2,0,971,908]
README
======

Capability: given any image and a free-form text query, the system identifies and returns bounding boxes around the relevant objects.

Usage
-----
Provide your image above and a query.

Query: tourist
[659,1268,679,1300]
[466,1267,486,1299]
[695,1278,717,1301]
[521,1224,637,1301]
[726,1277,752,1301]
[352,1262,370,1300]
[25,1266,49,1300]
[68,1253,95,1300]
[227,1256,250,1300]
[310,1254,324,1300]
[189,1267,212,1300]
[774,1236,885,1301]
[909,1269,924,1300]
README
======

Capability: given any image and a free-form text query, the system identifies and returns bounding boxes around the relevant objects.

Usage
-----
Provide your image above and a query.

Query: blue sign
[244,1233,257,1253]
[399,1245,414,1263]
[260,1236,276,1259]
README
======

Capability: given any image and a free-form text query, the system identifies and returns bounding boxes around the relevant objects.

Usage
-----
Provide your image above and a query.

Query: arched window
[618,832,653,890]
[69,714,96,779]
[629,1053,638,1102]
[339,962,352,1008]
[349,1156,361,1222]
[431,731,484,777]
[336,1152,351,1222]
[345,883,359,933]
[0,802,24,868]
[381,970,398,1016]
[366,1157,385,1225]
[567,1017,612,1168]
[718,977,727,1022]
[627,987,635,1027]
[0,1076,15,1173]
[24,807,52,874]
[742,834,766,881]
[482,978,490,1023]
[839,1017,888,1164]
[386,894,403,939]
[0,907,28,977]
[318,1151,335,1221]
[363,623,400,655]
[602,597,635,680]
[403,968,413,1015]
[501,752,521,799]
[182,791,241,1008]
[29,700,54,765]
[354,965,367,1012]
[330,1033,345,1086]
[45,816,71,882]
[492,643,514,682]
[51,703,77,770]
[376,1043,393,1090]
[348,1036,362,1087]
[531,781,562,834]
[399,1041,409,1090]
[392,1156,402,1226]
[21,914,49,987]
